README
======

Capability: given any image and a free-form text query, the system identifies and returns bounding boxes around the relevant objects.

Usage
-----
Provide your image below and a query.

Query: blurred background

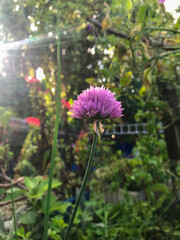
[0,0,180,239]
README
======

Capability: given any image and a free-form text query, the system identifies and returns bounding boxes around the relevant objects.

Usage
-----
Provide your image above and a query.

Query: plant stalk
[43,5,61,240]
[10,176,17,239]
[64,130,98,240]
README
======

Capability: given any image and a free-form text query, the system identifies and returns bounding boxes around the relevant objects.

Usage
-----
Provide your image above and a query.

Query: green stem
[43,5,61,240]
[145,27,180,34]
[64,131,98,240]
[10,176,17,239]
[150,49,180,62]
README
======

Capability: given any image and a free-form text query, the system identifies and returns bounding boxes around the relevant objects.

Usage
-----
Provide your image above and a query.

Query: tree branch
[0,193,6,201]
[0,177,24,188]
[86,17,130,40]
[0,167,26,190]
[87,18,180,50]
[0,196,26,207]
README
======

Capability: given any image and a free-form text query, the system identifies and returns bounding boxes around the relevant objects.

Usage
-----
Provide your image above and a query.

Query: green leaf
[155,194,170,209]
[139,85,146,96]
[101,69,110,78]
[137,5,147,23]
[85,78,96,85]
[174,16,180,29]
[0,213,5,234]
[24,177,38,190]
[17,226,25,237]
[0,188,5,196]
[27,178,61,199]
[143,67,152,89]
[109,227,120,237]
[173,231,180,237]
[50,202,72,214]
[38,177,61,191]
[69,98,74,105]
[0,233,5,240]
[120,71,132,87]
[51,215,68,229]
[151,183,170,194]
[115,43,127,60]
[6,187,22,194]
[25,231,32,238]
[19,211,37,224]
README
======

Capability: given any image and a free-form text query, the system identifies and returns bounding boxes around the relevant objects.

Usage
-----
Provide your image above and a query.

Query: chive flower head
[70,86,123,120]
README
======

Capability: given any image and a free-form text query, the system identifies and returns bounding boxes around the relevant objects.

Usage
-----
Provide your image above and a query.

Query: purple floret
[70,86,124,120]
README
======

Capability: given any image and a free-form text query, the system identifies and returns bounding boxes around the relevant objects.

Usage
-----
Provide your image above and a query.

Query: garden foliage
[0,0,180,239]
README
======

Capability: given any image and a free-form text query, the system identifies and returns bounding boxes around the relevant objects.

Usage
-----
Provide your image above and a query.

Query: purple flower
[86,24,92,32]
[70,86,124,120]
[159,0,165,3]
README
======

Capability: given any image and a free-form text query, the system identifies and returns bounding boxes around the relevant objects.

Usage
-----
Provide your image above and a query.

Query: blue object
[118,142,133,157]
[71,164,77,171]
